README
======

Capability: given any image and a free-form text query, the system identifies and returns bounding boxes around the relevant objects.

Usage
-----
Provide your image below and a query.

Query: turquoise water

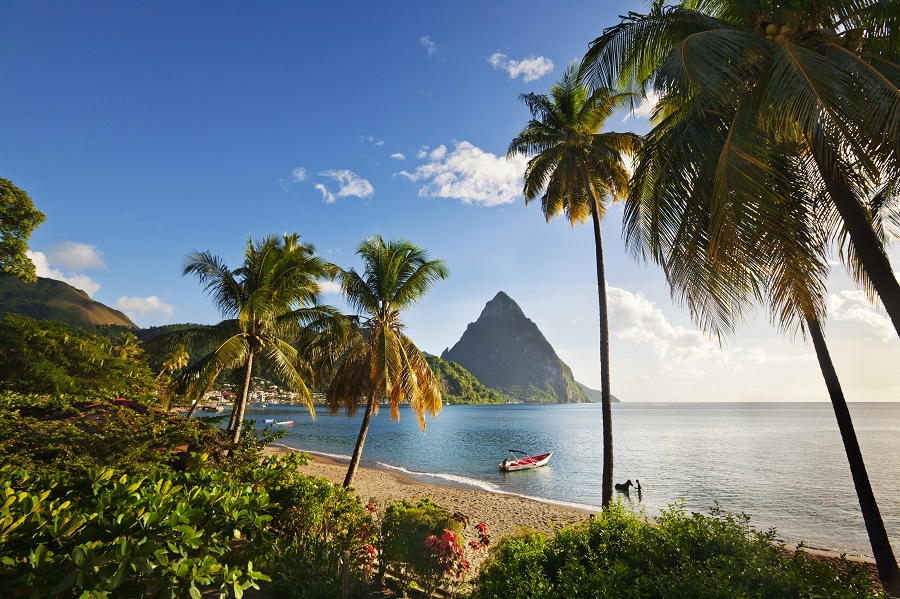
[240,402,900,557]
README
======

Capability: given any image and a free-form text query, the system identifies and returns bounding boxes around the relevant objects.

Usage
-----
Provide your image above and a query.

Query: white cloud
[314,183,334,204]
[623,89,660,122]
[44,241,106,271]
[375,141,384,147]
[416,147,429,159]
[359,135,384,146]
[291,167,308,182]
[607,287,724,367]
[397,141,527,206]
[420,35,437,57]
[27,250,102,297]
[319,280,342,295]
[315,169,374,204]
[827,290,895,342]
[391,153,406,160]
[488,53,554,83]
[606,287,814,372]
[115,296,175,318]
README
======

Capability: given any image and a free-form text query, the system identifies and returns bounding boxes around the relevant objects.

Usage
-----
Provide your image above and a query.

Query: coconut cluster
[761,22,794,43]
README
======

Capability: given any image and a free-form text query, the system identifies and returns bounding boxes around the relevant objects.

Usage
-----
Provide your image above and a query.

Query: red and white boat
[499,449,552,472]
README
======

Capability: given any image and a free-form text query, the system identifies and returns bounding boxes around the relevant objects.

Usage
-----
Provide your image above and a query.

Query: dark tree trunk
[807,317,900,596]
[231,352,255,445]
[343,394,376,487]
[814,155,900,339]
[591,197,614,508]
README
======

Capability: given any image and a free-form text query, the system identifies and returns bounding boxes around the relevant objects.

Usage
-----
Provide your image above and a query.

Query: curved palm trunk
[231,352,255,445]
[185,396,201,419]
[591,197,614,508]
[343,394,376,487]
[807,317,900,596]
[813,154,900,339]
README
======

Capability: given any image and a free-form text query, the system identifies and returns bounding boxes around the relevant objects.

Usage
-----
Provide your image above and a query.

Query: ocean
[247,402,900,557]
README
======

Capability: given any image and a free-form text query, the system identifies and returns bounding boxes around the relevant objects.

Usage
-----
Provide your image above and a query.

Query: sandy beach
[265,442,881,585]
[266,443,592,543]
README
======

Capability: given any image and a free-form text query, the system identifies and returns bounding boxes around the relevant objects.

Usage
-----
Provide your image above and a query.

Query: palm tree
[157,344,190,381]
[582,4,900,591]
[581,0,900,338]
[508,65,639,507]
[112,331,143,360]
[327,235,448,488]
[177,233,342,445]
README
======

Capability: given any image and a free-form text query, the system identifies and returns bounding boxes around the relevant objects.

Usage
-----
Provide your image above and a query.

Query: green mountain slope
[425,354,515,404]
[577,381,620,403]
[0,277,136,328]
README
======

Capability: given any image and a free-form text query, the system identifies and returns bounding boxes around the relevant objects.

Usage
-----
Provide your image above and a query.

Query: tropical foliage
[0,178,45,283]
[0,315,155,399]
[424,355,514,404]
[508,65,638,507]
[580,1,900,591]
[326,235,448,487]
[475,503,882,599]
[171,233,342,444]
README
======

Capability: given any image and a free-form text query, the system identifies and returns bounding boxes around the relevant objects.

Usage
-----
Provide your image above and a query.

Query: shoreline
[265,443,877,569]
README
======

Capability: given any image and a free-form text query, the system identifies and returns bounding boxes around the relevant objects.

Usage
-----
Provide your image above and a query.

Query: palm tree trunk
[591,197,614,508]
[231,352,255,445]
[343,394,376,488]
[807,317,900,596]
[813,155,900,339]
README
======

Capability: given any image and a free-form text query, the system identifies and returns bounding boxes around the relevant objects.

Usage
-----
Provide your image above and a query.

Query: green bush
[0,457,273,599]
[475,502,884,599]
[379,498,466,595]
[259,466,377,599]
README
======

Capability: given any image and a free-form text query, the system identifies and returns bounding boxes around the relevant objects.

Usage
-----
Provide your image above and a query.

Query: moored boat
[499,449,552,471]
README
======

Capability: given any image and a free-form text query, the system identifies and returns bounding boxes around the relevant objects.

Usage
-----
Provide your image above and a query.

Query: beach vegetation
[424,355,514,404]
[0,177,45,283]
[508,65,639,507]
[378,498,489,598]
[163,233,344,445]
[0,314,156,399]
[474,502,884,599]
[580,1,900,591]
[325,235,448,487]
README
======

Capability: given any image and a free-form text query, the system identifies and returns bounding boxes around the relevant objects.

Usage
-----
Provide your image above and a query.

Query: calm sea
[246,402,900,557]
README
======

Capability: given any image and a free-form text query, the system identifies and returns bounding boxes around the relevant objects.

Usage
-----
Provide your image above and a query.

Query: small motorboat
[263,418,275,424]
[499,449,552,472]
[274,420,294,426]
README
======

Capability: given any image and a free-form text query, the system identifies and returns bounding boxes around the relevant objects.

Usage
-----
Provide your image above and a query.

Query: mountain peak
[441,291,589,404]
[480,291,526,321]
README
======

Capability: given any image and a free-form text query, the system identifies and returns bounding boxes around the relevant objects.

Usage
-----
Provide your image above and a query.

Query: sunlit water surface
[235,402,900,557]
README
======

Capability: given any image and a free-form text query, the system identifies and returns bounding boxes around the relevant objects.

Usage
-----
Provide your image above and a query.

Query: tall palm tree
[157,343,189,381]
[582,0,900,338]
[176,233,342,445]
[582,4,900,591]
[327,235,448,488]
[508,65,639,507]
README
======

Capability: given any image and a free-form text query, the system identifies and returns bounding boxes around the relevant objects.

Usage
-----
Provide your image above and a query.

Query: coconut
[779,25,793,36]
[765,23,778,35]
[774,34,786,43]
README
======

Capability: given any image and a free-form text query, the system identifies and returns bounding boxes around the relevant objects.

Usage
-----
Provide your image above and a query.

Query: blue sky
[3,1,899,401]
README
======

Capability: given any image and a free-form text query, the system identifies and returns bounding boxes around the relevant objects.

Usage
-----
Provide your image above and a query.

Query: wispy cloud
[606,287,813,372]
[44,241,106,271]
[623,89,660,122]
[319,280,342,295]
[27,250,101,297]
[391,153,406,160]
[397,141,527,207]
[359,134,384,146]
[115,296,175,318]
[420,35,438,57]
[488,53,554,82]
[315,169,374,204]
[279,166,309,188]
[827,290,895,342]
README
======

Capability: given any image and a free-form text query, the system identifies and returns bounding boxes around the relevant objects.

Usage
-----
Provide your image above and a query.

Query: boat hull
[499,452,552,471]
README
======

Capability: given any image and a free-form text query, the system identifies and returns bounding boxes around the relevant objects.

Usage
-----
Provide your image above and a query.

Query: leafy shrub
[0,457,273,599]
[379,498,468,596]
[257,463,377,599]
[475,502,884,599]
